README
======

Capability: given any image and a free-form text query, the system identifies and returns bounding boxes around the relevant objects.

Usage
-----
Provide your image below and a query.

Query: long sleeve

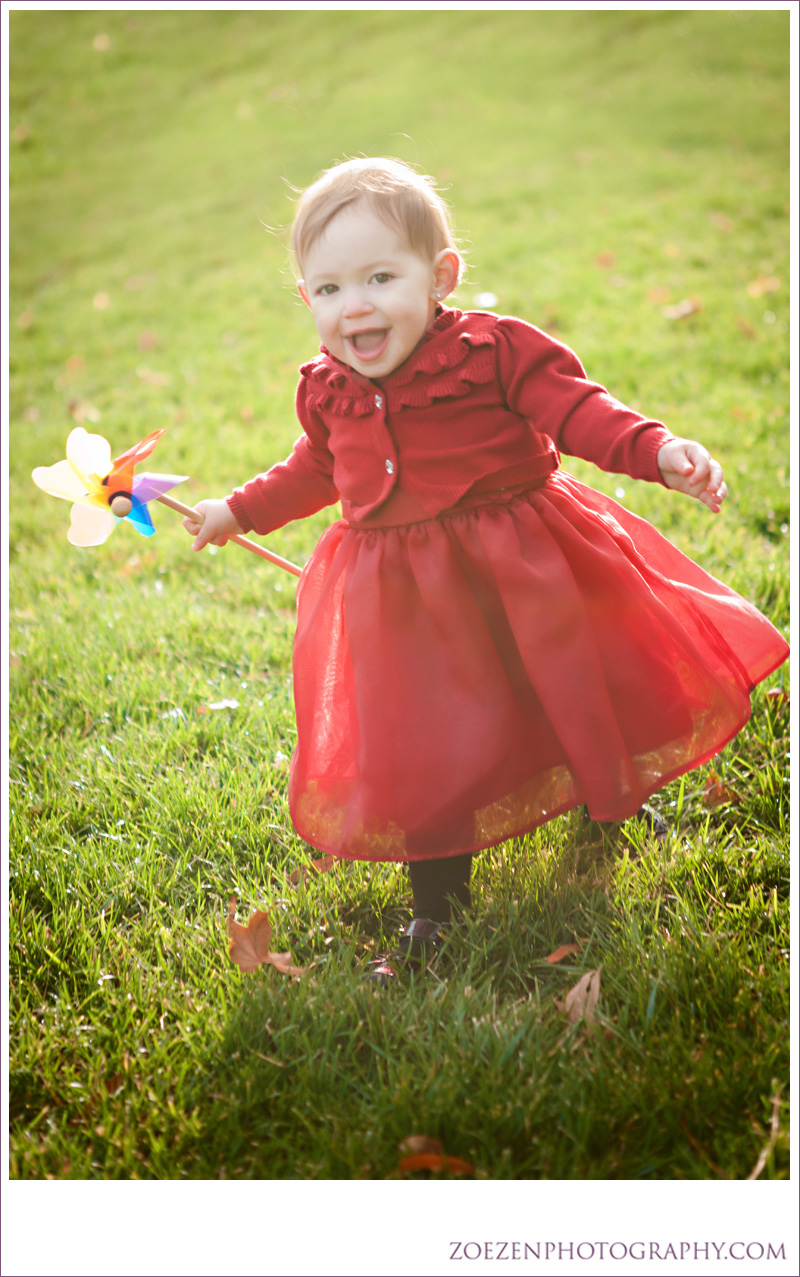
[494,317,674,484]
[227,378,340,535]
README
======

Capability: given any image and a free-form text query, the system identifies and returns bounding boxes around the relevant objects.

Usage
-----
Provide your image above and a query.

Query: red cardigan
[228,307,674,534]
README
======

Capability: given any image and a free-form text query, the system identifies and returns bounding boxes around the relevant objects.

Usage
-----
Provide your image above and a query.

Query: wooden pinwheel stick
[150,491,303,577]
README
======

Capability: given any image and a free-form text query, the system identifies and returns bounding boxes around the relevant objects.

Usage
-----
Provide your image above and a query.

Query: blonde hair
[291,157,463,276]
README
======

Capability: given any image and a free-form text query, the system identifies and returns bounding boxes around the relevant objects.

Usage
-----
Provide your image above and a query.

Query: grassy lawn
[5,3,792,1252]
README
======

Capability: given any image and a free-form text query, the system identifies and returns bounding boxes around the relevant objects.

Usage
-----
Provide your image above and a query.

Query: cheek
[309,304,334,334]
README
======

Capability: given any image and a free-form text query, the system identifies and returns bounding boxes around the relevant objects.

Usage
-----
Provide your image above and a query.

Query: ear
[297,280,311,309]
[430,249,461,302]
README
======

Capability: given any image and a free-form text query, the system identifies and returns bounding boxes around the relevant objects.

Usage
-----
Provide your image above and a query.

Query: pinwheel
[32,426,302,575]
[32,426,184,545]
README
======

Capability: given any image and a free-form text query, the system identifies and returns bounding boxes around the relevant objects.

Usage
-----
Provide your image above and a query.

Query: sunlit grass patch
[9,8,789,1183]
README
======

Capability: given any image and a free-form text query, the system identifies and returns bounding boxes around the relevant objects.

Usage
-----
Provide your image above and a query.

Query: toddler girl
[184,158,788,981]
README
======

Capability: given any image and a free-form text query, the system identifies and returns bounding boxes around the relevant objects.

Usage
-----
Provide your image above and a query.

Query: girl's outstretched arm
[656,438,727,513]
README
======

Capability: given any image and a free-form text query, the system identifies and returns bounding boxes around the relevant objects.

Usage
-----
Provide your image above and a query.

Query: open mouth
[347,329,390,360]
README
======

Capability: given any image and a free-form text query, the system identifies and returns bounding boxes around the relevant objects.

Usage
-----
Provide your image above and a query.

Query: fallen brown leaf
[68,400,100,423]
[563,968,601,1025]
[313,853,336,873]
[703,772,741,808]
[663,297,702,320]
[399,1135,444,1157]
[546,943,583,964]
[746,276,780,298]
[287,855,338,886]
[765,689,789,710]
[136,363,170,387]
[227,897,309,975]
[267,951,309,976]
[398,1152,475,1176]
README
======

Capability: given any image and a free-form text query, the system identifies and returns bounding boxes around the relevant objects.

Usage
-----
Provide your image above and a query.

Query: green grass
[7,4,790,1202]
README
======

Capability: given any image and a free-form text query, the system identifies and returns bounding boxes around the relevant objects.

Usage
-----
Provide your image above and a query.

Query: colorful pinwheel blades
[104,427,167,497]
[32,426,187,546]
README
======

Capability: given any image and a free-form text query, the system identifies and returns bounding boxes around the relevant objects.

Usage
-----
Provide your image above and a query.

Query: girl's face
[298,203,459,379]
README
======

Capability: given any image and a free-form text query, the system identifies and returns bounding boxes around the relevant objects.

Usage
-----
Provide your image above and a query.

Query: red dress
[229,310,789,862]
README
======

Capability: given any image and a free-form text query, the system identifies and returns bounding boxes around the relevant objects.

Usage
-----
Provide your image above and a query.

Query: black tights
[406,806,666,923]
[408,853,473,922]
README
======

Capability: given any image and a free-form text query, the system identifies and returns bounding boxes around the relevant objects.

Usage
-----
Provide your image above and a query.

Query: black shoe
[582,803,669,841]
[631,804,669,840]
[364,918,449,986]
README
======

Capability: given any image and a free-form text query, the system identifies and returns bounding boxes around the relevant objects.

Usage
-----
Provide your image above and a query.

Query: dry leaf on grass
[398,1152,475,1176]
[765,689,789,710]
[136,363,170,386]
[396,1134,474,1175]
[746,276,780,297]
[399,1135,444,1156]
[546,943,583,964]
[227,897,309,975]
[561,968,602,1025]
[703,772,741,808]
[663,297,702,320]
[287,855,338,886]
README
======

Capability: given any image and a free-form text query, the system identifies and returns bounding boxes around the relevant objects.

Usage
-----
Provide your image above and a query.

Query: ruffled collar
[300,307,498,414]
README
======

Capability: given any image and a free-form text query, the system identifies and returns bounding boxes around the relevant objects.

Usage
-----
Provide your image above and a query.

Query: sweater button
[385,459,394,474]
[374,394,383,409]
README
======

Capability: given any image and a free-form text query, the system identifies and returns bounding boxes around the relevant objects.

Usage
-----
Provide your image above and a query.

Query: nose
[341,287,373,317]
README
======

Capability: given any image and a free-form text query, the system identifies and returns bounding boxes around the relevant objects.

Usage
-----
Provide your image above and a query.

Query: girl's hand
[182,498,245,550]
[657,438,727,513]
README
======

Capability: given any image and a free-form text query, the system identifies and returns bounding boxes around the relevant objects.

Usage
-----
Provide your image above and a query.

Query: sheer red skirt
[288,474,788,861]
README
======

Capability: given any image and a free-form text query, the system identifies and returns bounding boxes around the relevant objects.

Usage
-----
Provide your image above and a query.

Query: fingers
[660,439,727,511]
[181,499,242,549]
[181,514,211,550]
[682,444,726,507]
[696,469,727,513]
[684,442,712,484]
[192,524,231,551]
